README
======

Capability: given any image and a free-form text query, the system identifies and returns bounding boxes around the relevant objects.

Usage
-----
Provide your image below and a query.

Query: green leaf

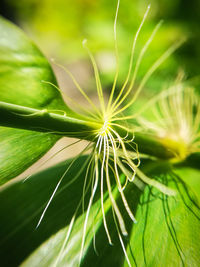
[174,166,200,199]
[22,178,142,267]
[125,170,200,267]
[76,167,200,267]
[21,190,104,267]
[0,155,200,266]
[0,153,141,267]
[0,16,71,184]
[0,156,91,266]
[0,128,58,185]
[0,16,67,110]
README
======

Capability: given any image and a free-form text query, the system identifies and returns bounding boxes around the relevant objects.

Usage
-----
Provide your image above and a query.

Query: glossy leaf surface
[0,16,70,184]
[1,158,199,267]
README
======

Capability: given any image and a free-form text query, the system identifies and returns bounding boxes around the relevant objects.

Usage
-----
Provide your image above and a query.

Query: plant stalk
[0,101,181,159]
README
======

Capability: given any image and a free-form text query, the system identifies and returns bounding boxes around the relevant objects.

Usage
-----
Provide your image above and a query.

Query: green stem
[0,101,179,159]
[0,101,100,140]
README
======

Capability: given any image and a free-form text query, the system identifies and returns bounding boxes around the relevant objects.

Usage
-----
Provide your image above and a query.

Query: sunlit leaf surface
[1,157,199,266]
[0,16,70,184]
[125,170,200,267]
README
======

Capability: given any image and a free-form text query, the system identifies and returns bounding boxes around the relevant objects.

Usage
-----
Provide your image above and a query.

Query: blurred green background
[1,0,200,97]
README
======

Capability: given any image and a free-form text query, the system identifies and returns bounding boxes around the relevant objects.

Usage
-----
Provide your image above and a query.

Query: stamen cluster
[37,1,188,266]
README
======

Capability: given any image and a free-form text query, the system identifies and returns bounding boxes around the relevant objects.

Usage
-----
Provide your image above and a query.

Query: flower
[135,79,200,161]
[36,1,187,265]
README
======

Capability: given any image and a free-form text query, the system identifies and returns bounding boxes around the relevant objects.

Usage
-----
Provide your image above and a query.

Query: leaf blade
[0,16,71,184]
